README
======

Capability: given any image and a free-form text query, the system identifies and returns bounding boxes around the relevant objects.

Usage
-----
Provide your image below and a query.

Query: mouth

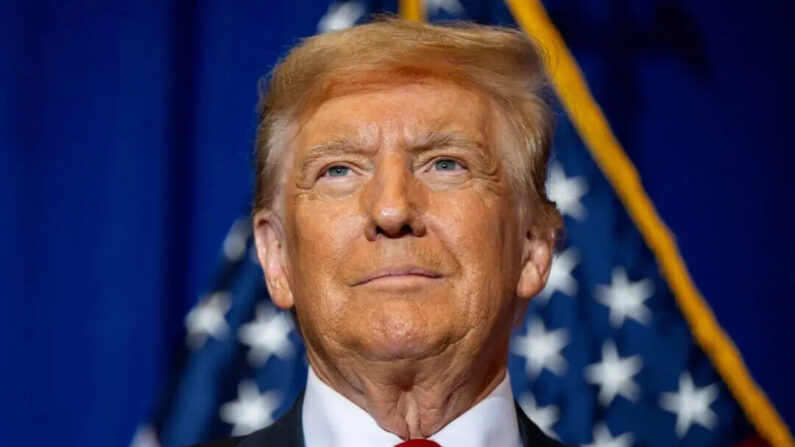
[353,266,443,287]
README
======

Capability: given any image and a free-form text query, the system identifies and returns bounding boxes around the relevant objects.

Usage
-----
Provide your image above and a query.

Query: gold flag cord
[399,0,424,22]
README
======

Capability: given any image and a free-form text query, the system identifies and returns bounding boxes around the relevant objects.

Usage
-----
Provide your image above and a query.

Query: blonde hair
[253,18,562,233]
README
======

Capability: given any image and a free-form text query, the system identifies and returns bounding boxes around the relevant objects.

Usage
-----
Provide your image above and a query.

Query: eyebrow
[410,129,486,154]
[297,129,489,177]
[296,139,370,179]
[410,129,492,170]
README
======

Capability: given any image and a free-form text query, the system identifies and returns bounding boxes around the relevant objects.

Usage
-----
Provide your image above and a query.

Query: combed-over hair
[252,18,562,233]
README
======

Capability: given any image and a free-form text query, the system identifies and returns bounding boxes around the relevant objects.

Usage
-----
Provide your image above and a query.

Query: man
[198,18,568,447]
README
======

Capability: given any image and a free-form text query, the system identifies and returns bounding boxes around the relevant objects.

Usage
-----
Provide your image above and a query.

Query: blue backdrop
[1,1,793,446]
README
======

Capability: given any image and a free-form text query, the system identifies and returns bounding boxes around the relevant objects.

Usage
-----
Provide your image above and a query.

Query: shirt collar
[302,366,521,447]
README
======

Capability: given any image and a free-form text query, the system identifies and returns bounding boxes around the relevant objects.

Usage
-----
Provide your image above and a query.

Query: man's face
[258,80,546,367]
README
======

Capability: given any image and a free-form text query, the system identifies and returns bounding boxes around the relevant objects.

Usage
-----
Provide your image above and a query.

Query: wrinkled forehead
[293,78,500,157]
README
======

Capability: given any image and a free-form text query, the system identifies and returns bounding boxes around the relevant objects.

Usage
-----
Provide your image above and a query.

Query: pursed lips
[353,266,442,286]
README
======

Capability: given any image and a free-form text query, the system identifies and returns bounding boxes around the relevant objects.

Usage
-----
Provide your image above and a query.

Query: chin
[362,336,443,361]
[356,301,454,361]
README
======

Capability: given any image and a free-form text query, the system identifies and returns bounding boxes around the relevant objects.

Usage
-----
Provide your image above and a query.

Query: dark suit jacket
[193,391,571,447]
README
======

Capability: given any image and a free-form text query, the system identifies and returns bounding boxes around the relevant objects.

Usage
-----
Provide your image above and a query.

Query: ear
[252,209,295,310]
[515,227,554,301]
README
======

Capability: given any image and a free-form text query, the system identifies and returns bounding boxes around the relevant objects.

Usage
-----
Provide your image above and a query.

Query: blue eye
[324,165,350,177]
[433,159,461,171]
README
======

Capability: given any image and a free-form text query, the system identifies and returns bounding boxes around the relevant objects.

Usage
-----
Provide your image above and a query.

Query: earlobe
[515,229,554,300]
[253,210,295,310]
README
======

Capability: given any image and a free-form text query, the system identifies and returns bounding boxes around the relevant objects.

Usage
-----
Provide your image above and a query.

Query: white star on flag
[585,423,634,447]
[660,372,719,438]
[220,380,281,436]
[184,291,231,349]
[129,425,161,447]
[538,247,580,303]
[584,341,643,406]
[222,219,251,262]
[547,162,588,220]
[317,1,364,33]
[425,0,464,16]
[238,303,295,367]
[518,393,560,438]
[594,266,654,328]
[512,316,570,378]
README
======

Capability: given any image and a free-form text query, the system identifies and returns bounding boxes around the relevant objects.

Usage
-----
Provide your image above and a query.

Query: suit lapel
[238,392,305,447]
[514,401,568,447]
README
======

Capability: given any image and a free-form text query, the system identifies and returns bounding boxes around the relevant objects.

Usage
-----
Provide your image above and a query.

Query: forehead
[295,80,495,151]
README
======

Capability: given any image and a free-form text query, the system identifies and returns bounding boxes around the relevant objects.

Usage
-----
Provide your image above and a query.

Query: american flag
[132,1,780,446]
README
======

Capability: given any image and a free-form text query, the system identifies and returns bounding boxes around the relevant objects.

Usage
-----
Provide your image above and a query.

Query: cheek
[426,186,521,309]
[287,193,363,288]
[285,193,367,341]
[430,187,517,261]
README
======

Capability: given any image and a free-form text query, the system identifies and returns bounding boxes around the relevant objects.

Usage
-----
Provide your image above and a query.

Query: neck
[306,337,510,440]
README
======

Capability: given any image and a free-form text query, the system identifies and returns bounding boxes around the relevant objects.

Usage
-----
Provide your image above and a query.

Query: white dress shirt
[302,367,522,447]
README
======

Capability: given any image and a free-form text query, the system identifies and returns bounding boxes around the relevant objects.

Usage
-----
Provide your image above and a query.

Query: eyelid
[423,156,468,172]
[318,162,359,179]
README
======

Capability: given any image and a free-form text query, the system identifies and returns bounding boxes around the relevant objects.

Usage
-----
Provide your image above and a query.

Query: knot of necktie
[393,440,442,447]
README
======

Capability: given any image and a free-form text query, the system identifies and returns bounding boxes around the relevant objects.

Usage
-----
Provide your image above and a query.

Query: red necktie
[393,441,442,447]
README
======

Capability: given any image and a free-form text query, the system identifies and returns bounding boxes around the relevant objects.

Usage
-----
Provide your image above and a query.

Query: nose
[362,153,426,240]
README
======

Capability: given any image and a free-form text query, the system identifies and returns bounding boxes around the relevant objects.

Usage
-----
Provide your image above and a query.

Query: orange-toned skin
[253,81,553,440]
